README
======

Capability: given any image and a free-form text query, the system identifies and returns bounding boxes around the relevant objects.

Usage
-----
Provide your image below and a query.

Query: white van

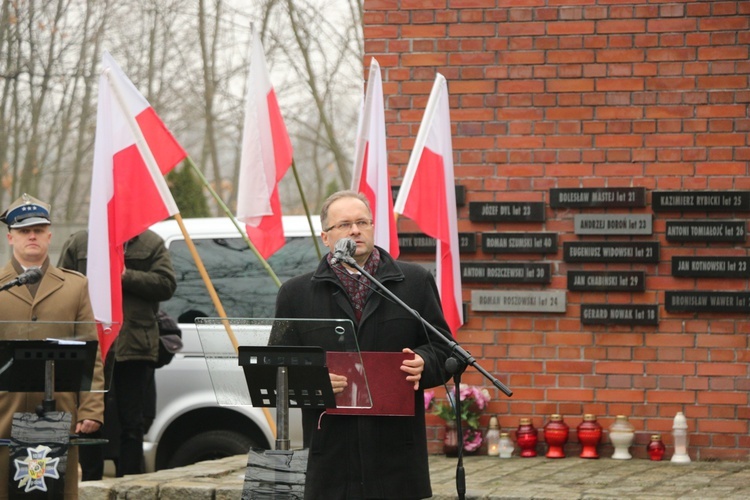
[144,216,320,471]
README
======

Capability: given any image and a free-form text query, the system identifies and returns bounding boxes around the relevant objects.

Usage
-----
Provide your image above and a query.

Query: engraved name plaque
[462,263,551,284]
[468,202,545,222]
[575,214,652,235]
[652,191,750,212]
[581,304,659,325]
[398,232,477,253]
[568,271,646,292]
[471,290,566,313]
[482,233,558,253]
[665,220,746,243]
[550,188,646,208]
[665,291,750,313]
[672,256,750,278]
[563,242,659,263]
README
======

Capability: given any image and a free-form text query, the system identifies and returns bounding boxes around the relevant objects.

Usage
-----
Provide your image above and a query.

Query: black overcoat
[273,248,453,499]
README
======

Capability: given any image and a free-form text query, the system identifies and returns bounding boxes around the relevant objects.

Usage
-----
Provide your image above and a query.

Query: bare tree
[0,0,363,222]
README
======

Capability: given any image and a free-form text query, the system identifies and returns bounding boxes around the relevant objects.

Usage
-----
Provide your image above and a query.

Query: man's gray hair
[320,190,371,228]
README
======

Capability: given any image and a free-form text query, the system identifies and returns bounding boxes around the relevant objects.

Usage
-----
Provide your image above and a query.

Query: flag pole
[290,158,323,259]
[173,212,277,436]
[104,68,277,435]
[183,156,282,288]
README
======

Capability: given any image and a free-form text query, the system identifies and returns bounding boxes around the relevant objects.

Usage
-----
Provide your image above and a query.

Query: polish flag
[236,31,293,259]
[351,59,399,257]
[88,51,186,358]
[394,74,463,334]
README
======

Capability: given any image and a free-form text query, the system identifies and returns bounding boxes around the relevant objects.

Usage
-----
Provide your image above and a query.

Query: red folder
[326,351,415,416]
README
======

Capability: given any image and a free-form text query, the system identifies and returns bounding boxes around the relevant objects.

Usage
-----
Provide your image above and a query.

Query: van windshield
[161,236,321,323]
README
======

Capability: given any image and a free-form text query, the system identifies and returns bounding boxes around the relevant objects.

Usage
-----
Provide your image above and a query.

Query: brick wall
[364,0,750,460]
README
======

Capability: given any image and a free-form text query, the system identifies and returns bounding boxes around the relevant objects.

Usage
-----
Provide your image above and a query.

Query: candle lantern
[543,414,569,459]
[647,434,666,461]
[499,432,514,458]
[577,414,602,459]
[486,416,500,456]
[609,415,635,460]
[671,412,691,463]
[516,418,538,457]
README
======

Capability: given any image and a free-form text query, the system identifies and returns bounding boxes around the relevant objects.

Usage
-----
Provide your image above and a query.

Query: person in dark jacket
[58,228,176,477]
[272,190,453,499]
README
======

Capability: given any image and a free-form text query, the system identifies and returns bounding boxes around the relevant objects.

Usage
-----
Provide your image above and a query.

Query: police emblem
[13,444,60,492]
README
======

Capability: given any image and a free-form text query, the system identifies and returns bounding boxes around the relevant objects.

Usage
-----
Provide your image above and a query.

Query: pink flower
[424,390,435,410]
[463,429,483,452]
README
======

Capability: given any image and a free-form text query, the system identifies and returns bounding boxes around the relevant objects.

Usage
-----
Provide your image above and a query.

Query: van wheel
[165,429,256,469]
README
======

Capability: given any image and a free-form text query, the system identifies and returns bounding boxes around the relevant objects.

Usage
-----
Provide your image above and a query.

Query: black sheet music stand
[238,346,335,411]
[0,339,100,498]
[0,339,98,412]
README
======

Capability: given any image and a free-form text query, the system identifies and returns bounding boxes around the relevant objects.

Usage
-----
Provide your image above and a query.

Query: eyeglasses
[324,219,374,232]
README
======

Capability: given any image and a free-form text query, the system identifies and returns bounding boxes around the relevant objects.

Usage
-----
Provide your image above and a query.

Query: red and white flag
[394,74,463,334]
[88,51,186,358]
[351,59,399,257]
[236,31,293,259]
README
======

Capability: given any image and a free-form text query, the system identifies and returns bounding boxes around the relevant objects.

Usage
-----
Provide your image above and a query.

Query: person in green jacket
[58,228,176,477]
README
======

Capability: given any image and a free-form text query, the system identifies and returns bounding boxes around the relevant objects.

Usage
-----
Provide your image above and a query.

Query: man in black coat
[273,190,453,499]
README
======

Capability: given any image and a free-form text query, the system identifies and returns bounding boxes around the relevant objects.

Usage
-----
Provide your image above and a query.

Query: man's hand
[75,419,101,434]
[400,348,424,390]
[329,373,348,394]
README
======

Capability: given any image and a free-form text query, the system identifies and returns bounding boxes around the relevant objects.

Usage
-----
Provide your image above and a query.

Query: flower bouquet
[425,384,491,453]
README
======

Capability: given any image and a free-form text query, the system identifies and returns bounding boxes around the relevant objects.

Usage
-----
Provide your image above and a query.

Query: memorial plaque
[482,233,557,253]
[568,271,645,292]
[575,214,652,235]
[665,291,750,313]
[392,184,466,206]
[581,304,658,325]
[550,188,646,208]
[672,257,750,278]
[468,202,545,222]
[462,263,551,284]
[652,191,750,212]
[563,242,659,263]
[472,290,566,313]
[398,232,476,253]
[665,220,746,243]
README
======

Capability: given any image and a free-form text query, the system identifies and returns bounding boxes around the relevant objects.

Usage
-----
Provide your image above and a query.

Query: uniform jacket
[273,248,453,499]
[58,229,176,363]
[0,259,105,498]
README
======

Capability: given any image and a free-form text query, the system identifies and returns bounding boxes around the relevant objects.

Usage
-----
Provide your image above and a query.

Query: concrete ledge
[79,455,246,500]
[80,454,750,499]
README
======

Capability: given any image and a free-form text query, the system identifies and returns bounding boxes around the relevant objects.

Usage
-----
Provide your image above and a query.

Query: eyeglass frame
[323,219,374,232]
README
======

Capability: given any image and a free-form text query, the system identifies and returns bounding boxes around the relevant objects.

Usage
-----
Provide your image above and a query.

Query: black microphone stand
[338,253,512,500]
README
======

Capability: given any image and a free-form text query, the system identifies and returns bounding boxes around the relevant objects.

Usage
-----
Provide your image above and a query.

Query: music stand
[0,327,104,499]
[194,317,370,499]
[0,339,98,414]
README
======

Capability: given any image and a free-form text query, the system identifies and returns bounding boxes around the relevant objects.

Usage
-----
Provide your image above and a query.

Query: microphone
[0,267,43,291]
[331,238,356,265]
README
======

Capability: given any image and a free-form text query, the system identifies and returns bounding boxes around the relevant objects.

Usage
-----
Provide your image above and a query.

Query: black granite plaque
[398,232,476,253]
[581,304,658,325]
[652,191,750,212]
[671,257,750,278]
[665,220,746,242]
[563,242,659,263]
[665,291,750,313]
[392,185,466,206]
[568,271,646,292]
[575,214,652,235]
[462,262,551,284]
[468,202,545,222]
[472,290,566,313]
[550,188,646,208]
[482,233,557,253]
